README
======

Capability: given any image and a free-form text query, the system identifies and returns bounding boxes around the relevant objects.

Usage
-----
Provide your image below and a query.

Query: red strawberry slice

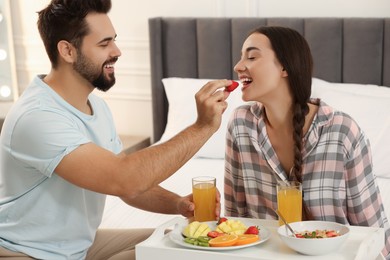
[244,226,259,235]
[326,230,338,237]
[225,81,239,92]
[207,231,225,238]
[217,217,228,225]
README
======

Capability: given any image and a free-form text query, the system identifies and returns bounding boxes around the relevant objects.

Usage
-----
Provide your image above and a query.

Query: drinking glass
[277,181,302,225]
[192,176,216,222]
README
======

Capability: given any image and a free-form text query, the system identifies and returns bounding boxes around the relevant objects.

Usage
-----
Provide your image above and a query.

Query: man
[0,0,232,259]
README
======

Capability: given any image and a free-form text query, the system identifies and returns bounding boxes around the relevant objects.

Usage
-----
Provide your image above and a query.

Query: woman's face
[234,32,287,102]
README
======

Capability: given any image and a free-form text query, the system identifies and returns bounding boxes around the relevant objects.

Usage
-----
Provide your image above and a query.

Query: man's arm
[120,186,191,216]
[54,80,232,199]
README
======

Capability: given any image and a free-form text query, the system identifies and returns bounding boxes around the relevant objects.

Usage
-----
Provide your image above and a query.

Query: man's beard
[73,51,117,92]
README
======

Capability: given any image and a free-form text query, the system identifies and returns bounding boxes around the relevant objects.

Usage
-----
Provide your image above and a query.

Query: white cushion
[160,77,243,159]
[311,78,390,178]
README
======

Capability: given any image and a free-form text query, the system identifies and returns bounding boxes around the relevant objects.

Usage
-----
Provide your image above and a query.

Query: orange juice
[277,182,302,225]
[192,177,216,222]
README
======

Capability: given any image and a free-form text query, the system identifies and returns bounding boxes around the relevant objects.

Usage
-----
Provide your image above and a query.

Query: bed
[100,17,390,229]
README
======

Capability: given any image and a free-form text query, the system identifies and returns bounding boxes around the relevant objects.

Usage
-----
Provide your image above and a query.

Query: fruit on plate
[217,217,228,225]
[209,234,239,247]
[234,234,259,246]
[225,81,239,92]
[215,219,247,235]
[207,231,225,238]
[244,225,260,235]
[183,236,211,247]
[182,221,211,238]
[182,218,261,248]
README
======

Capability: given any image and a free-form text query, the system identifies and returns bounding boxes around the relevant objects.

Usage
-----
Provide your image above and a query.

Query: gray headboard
[148,17,390,142]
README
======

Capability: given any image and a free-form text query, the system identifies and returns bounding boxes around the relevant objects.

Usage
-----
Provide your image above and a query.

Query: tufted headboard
[148,17,390,142]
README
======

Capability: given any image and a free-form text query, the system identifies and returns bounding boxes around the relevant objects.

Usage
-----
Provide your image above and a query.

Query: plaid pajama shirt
[224,99,390,258]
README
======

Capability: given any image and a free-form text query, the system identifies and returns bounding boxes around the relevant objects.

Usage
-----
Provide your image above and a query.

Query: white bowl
[277,221,350,255]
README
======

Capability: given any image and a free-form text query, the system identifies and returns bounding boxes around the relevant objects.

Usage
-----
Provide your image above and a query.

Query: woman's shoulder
[315,99,366,144]
[316,99,359,127]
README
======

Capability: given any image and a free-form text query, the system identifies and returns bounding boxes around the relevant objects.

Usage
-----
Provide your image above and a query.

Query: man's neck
[43,69,94,115]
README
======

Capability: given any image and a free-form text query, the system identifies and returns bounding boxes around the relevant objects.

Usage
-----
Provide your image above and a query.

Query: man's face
[74,13,121,92]
[73,49,117,92]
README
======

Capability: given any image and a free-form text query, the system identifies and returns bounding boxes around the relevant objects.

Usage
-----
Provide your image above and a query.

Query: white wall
[8,0,390,141]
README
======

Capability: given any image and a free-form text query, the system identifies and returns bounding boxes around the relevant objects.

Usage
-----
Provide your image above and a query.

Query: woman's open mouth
[240,77,253,90]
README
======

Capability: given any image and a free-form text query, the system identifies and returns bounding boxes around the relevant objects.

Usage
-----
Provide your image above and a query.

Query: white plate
[169,218,271,251]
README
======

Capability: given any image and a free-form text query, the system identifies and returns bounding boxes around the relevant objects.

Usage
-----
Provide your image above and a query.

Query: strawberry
[326,230,339,237]
[217,217,228,225]
[225,81,239,92]
[244,226,259,235]
[207,231,225,238]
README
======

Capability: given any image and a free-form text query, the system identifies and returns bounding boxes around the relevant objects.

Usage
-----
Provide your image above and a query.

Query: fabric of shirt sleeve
[224,111,247,217]
[343,129,390,258]
[10,109,90,177]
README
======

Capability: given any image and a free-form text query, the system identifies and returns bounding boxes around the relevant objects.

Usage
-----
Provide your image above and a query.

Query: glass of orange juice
[192,176,216,222]
[277,181,302,225]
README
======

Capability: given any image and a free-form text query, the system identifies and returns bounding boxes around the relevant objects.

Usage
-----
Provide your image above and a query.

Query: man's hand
[194,80,234,134]
[177,189,221,220]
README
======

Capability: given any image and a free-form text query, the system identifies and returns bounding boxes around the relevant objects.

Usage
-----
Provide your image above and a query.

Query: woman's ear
[281,68,288,77]
[57,40,76,64]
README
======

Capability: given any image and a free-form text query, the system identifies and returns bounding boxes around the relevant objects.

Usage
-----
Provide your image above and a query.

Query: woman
[224,26,390,258]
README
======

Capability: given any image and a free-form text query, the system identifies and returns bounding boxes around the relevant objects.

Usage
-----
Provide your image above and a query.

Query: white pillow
[160,77,244,159]
[311,78,390,178]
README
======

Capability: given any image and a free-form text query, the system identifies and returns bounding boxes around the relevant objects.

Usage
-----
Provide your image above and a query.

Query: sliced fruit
[244,226,259,235]
[326,230,339,237]
[193,223,211,238]
[217,217,228,225]
[225,81,239,92]
[209,234,238,247]
[183,236,210,247]
[216,221,231,233]
[234,234,259,246]
[207,231,225,238]
[182,221,211,238]
[216,219,247,235]
[182,221,200,238]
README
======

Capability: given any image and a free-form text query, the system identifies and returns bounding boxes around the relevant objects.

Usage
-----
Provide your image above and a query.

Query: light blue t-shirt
[0,75,123,259]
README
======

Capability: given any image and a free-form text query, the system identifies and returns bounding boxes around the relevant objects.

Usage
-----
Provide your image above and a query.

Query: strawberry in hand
[244,226,259,235]
[225,81,239,92]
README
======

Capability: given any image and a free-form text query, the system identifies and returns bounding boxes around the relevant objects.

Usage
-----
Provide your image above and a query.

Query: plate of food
[169,217,271,251]
[277,221,350,255]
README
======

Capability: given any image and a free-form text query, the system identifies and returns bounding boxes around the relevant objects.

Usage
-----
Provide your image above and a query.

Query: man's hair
[37,0,112,68]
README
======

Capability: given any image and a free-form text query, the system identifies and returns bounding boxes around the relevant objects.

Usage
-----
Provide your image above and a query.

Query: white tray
[136,217,385,260]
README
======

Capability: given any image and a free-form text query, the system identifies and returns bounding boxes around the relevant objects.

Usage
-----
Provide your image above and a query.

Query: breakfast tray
[135,217,385,260]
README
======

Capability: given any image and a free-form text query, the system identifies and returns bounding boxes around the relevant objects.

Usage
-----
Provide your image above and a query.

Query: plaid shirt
[224,99,390,258]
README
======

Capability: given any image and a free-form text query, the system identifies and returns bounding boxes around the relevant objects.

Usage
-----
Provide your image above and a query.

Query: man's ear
[57,40,76,63]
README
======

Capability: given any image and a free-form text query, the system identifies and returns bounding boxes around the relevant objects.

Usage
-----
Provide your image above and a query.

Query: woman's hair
[251,26,313,181]
[37,0,112,69]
